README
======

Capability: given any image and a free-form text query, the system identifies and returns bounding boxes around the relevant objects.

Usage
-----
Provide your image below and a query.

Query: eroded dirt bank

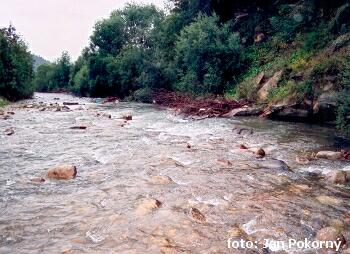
[0,93,349,253]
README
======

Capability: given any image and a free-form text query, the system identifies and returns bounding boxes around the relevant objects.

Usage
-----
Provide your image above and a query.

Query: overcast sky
[0,0,165,61]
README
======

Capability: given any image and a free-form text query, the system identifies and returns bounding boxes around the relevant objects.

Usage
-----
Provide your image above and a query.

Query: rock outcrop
[257,70,283,100]
[224,106,263,117]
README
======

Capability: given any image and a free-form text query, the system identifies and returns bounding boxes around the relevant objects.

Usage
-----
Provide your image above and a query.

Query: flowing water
[0,93,349,253]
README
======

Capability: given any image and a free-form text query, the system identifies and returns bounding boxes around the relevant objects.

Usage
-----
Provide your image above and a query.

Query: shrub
[235,78,258,100]
[71,64,89,96]
[33,52,72,92]
[310,57,343,82]
[174,14,241,94]
[133,87,153,103]
[268,80,312,103]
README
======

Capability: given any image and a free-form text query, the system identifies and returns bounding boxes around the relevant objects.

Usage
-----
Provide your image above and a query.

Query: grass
[0,98,9,108]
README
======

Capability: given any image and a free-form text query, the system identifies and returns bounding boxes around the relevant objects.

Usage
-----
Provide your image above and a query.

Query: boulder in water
[46,165,77,180]
[150,176,174,185]
[326,170,348,184]
[296,155,310,165]
[31,177,46,183]
[136,198,162,215]
[256,148,266,158]
[239,144,248,149]
[316,151,342,160]
[122,113,132,121]
[4,127,14,136]
[63,102,79,106]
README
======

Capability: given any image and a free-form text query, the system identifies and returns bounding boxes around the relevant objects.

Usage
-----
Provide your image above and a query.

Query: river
[0,93,349,253]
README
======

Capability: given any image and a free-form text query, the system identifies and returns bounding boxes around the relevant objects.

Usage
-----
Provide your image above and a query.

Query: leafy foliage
[174,14,241,94]
[337,56,350,134]
[27,0,350,133]
[33,51,71,92]
[0,26,34,101]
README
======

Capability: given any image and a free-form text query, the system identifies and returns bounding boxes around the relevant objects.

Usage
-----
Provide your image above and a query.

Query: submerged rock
[4,127,14,136]
[239,144,248,149]
[61,106,71,112]
[258,159,290,171]
[96,113,112,119]
[46,165,77,180]
[136,198,162,215]
[315,227,346,250]
[316,151,342,160]
[217,159,233,167]
[63,102,79,106]
[191,208,206,222]
[70,126,87,130]
[0,114,11,120]
[296,155,311,165]
[149,176,174,185]
[30,177,46,183]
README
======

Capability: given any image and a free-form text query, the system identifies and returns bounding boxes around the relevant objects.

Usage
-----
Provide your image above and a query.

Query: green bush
[174,14,241,94]
[133,87,153,103]
[302,26,331,52]
[310,57,343,82]
[71,64,89,96]
[33,52,71,92]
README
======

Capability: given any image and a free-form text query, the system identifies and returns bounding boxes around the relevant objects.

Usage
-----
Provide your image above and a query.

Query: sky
[0,0,165,61]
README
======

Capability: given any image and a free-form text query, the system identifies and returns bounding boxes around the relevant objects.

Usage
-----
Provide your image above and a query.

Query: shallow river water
[0,93,349,253]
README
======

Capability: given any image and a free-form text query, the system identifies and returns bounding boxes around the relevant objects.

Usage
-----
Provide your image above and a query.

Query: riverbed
[0,93,349,253]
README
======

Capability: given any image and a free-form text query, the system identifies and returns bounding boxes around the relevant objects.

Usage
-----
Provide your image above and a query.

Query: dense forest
[1,0,350,133]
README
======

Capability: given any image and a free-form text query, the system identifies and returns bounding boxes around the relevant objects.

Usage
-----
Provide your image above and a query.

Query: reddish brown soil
[152,89,248,118]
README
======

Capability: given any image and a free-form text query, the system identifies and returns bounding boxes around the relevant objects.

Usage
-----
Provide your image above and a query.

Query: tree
[32,64,54,92]
[33,51,71,92]
[174,14,241,94]
[0,25,34,101]
[73,4,165,98]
